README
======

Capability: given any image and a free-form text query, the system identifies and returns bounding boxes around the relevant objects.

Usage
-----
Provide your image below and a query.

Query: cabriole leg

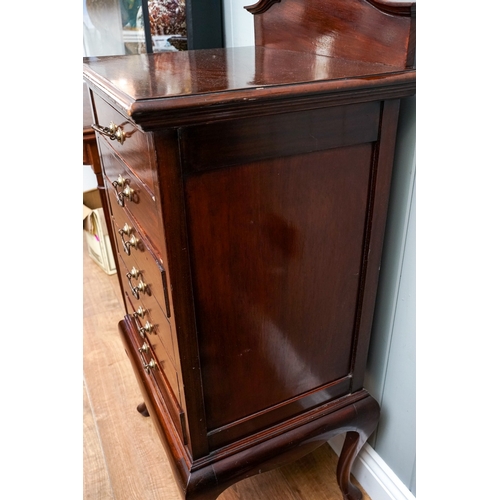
[336,396,380,500]
[136,402,149,417]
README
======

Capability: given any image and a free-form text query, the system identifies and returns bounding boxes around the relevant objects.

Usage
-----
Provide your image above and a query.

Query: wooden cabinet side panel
[184,137,375,433]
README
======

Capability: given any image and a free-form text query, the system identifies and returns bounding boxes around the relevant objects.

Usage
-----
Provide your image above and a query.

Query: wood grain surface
[83,233,370,499]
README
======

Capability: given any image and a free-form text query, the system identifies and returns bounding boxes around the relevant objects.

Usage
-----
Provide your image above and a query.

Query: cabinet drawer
[124,291,181,406]
[92,93,156,193]
[125,292,177,368]
[122,313,186,444]
[117,252,177,368]
[102,144,161,253]
[111,211,170,318]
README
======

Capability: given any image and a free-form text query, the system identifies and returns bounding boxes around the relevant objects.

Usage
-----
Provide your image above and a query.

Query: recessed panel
[185,143,373,431]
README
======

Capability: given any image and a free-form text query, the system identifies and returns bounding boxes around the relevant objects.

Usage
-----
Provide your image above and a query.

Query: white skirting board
[328,436,416,500]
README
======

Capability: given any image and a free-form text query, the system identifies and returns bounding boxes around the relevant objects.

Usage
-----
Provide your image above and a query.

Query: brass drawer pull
[143,359,157,374]
[112,175,127,207]
[112,175,135,207]
[119,222,132,235]
[139,321,155,337]
[129,278,148,299]
[92,122,125,144]
[133,306,147,319]
[126,267,149,299]
[118,223,139,255]
[113,174,126,187]
[124,234,139,254]
[122,185,134,201]
[116,184,134,206]
[136,339,157,374]
[128,266,140,279]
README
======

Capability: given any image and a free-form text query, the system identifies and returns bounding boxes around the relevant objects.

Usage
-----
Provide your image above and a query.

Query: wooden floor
[83,234,371,500]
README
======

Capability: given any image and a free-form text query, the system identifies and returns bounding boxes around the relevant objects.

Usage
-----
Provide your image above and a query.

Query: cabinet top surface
[83,46,415,127]
[84,46,406,101]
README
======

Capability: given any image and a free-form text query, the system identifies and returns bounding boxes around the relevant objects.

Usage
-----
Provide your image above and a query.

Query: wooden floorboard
[83,233,371,500]
[84,380,115,500]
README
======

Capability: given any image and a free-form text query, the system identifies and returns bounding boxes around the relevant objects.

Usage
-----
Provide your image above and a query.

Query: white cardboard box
[83,189,116,275]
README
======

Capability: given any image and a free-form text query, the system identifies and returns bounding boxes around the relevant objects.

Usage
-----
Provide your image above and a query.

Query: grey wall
[222,0,255,47]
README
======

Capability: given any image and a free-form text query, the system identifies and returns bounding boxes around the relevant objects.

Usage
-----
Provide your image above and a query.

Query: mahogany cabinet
[83,1,416,498]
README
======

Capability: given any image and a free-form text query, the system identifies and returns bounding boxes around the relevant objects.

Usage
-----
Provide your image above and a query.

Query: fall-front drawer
[91,92,157,194]
[110,212,170,319]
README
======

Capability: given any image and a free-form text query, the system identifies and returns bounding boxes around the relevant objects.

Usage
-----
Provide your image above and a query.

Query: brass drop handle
[112,175,134,207]
[119,223,132,235]
[143,359,157,374]
[113,174,126,187]
[112,175,128,207]
[125,235,139,254]
[134,306,147,319]
[115,184,134,207]
[92,122,125,144]
[134,281,148,298]
[139,321,154,337]
[136,341,156,374]
[126,267,148,299]
[119,224,139,255]
[128,266,140,279]
[122,185,134,200]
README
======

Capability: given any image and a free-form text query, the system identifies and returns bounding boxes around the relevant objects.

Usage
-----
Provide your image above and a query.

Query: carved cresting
[245,0,282,14]
[246,0,415,16]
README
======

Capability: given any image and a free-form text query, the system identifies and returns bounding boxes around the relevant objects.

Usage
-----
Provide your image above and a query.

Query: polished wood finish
[249,0,415,68]
[186,144,373,430]
[83,1,415,499]
[85,46,414,129]
[181,102,380,172]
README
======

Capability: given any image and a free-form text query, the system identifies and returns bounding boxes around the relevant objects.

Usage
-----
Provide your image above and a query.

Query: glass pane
[148,0,187,52]
[83,0,147,56]
[83,0,187,57]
